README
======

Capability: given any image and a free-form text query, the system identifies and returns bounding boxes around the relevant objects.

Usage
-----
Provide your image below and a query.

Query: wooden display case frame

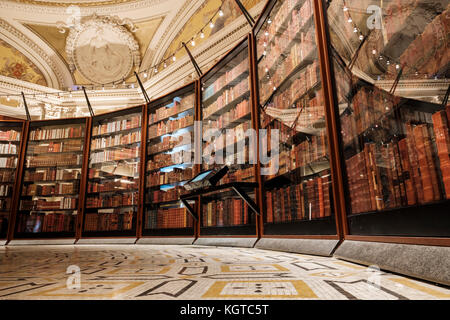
[9,117,89,241]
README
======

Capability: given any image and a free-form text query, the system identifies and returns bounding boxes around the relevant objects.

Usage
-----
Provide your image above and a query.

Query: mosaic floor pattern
[0,244,449,300]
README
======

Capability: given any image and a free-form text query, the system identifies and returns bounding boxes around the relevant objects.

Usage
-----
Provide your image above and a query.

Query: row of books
[148,134,187,155]
[0,130,20,141]
[148,114,194,139]
[147,152,191,171]
[0,170,14,182]
[147,186,187,204]
[29,126,84,141]
[27,140,83,154]
[92,115,141,137]
[84,211,133,232]
[202,199,253,227]
[90,147,140,164]
[261,32,316,101]
[87,180,138,193]
[203,121,252,155]
[397,3,448,76]
[0,157,17,168]
[270,62,320,109]
[346,116,449,214]
[0,199,11,210]
[86,192,138,208]
[204,78,249,119]
[24,168,81,182]
[147,167,194,188]
[149,95,194,124]
[263,98,325,141]
[16,213,74,233]
[203,99,250,131]
[22,182,79,197]
[263,0,311,46]
[203,58,248,101]
[266,170,332,223]
[0,184,12,197]
[88,167,140,180]
[220,166,255,184]
[91,131,141,151]
[341,87,402,144]
[26,154,83,167]
[20,198,77,210]
[145,208,193,229]
[0,143,18,154]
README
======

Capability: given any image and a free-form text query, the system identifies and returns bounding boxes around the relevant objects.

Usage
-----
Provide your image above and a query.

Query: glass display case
[0,121,23,239]
[326,0,450,236]
[16,119,86,238]
[83,107,142,237]
[200,37,258,236]
[254,0,337,235]
[144,83,196,236]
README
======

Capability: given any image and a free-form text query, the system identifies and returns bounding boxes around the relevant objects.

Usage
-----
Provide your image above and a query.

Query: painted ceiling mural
[161,0,264,66]
[26,17,162,85]
[0,0,266,91]
[0,38,47,86]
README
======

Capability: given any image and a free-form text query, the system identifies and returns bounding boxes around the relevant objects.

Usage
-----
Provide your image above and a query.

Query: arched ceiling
[0,0,266,119]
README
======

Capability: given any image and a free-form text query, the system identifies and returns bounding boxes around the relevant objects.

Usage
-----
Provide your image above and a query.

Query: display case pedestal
[334,240,450,286]
[7,239,75,245]
[136,237,195,245]
[193,237,258,248]
[255,238,339,257]
[76,238,136,244]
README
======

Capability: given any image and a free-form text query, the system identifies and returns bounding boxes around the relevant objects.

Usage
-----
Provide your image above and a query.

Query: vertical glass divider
[248,32,264,239]
[313,0,348,238]
[6,120,28,243]
[137,104,149,239]
[76,117,92,241]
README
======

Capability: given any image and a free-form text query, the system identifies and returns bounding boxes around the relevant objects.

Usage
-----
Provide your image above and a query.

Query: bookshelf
[15,119,87,238]
[254,0,337,235]
[199,37,258,237]
[0,121,23,240]
[83,106,143,237]
[144,83,196,237]
[326,0,450,237]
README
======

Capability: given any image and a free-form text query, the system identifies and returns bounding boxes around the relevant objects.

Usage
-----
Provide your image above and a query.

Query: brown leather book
[405,123,424,204]
[413,124,435,202]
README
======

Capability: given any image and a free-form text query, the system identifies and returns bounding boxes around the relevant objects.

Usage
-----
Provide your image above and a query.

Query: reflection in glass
[326,1,449,218]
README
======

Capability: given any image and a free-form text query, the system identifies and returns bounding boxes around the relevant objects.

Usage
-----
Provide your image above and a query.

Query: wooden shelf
[202,71,250,107]
[90,141,141,152]
[91,126,140,139]
[203,91,250,121]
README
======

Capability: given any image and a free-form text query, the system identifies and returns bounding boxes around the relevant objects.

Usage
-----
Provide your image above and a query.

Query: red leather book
[413,124,435,202]
[421,125,441,201]
[317,177,324,218]
[432,110,450,199]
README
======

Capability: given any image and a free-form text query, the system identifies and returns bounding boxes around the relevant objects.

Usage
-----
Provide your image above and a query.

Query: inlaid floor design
[0,244,449,300]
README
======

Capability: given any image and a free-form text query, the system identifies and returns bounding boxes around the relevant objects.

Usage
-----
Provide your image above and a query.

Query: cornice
[148,0,202,68]
[0,0,167,14]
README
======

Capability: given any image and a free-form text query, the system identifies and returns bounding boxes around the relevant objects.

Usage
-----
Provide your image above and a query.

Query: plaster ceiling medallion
[63,14,140,84]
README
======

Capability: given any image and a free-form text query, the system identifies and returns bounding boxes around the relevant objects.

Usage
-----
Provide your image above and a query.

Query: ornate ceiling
[0,0,266,119]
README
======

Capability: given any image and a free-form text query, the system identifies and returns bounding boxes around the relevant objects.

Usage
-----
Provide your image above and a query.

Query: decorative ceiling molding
[0,0,167,15]
[146,0,203,70]
[0,18,73,89]
[143,1,265,99]
[6,0,139,8]
[64,14,141,84]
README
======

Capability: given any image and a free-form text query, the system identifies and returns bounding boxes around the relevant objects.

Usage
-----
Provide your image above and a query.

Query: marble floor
[0,244,449,300]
